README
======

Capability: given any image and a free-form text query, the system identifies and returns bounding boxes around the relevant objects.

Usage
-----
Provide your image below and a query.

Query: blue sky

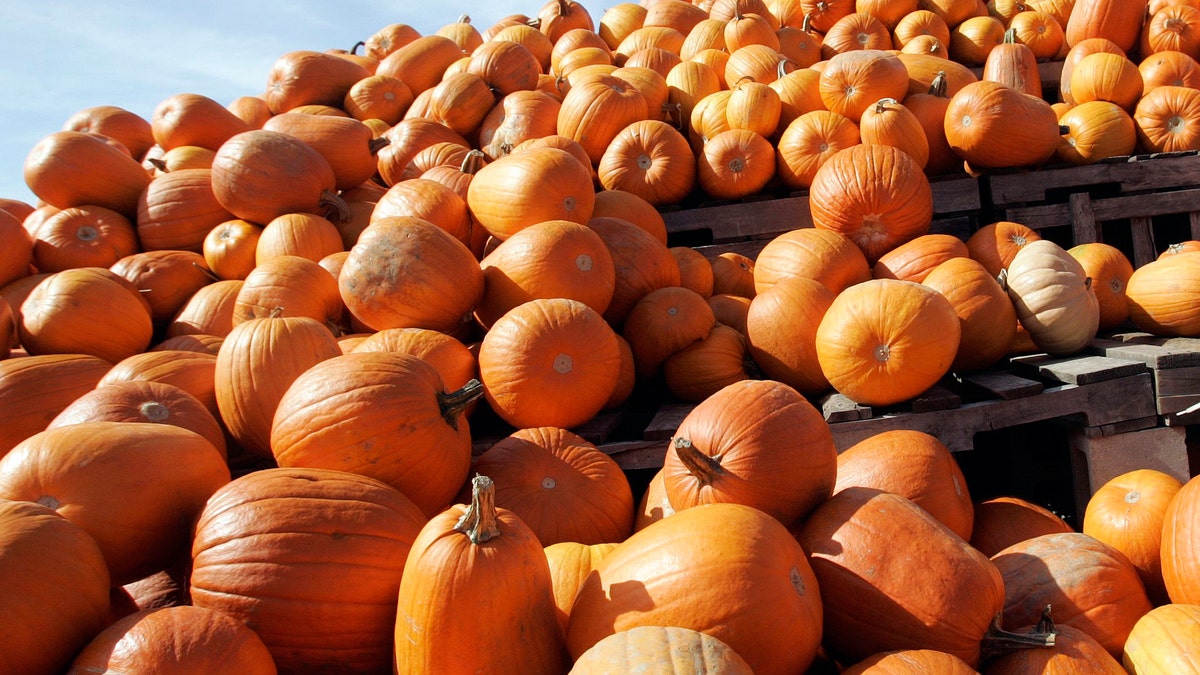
[0,0,536,208]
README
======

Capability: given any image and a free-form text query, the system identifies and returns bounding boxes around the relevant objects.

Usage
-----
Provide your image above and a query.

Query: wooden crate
[1090,332,1200,426]
[985,151,1200,267]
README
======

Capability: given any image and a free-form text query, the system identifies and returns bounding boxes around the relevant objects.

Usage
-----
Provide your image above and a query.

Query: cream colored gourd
[1005,239,1100,355]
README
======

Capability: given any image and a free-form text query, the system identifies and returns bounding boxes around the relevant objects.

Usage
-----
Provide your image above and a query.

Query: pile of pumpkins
[5,0,1200,672]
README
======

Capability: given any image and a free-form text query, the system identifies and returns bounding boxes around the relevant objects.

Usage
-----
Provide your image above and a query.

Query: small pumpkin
[1068,242,1134,330]
[622,285,716,379]
[969,495,1074,558]
[662,323,749,401]
[1133,84,1200,153]
[774,109,862,190]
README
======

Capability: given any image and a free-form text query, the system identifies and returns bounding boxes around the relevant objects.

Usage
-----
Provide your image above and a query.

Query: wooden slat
[643,402,694,441]
[820,393,873,423]
[599,440,668,471]
[662,194,812,244]
[910,384,961,413]
[961,371,1044,400]
[1010,354,1147,385]
[1089,338,1200,369]
[1131,216,1158,268]
[1070,192,1099,244]
[988,151,1200,207]
[1004,187,1200,232]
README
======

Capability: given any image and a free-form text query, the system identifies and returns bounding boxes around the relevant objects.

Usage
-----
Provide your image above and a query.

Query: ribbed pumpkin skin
[1123,603,1200,673]
[557,75,650,165]
[587,216,682,325]
[32,204,137,272]
[774,109,862,190]
[568,502,824,675]
[136,167,234,252]
[873,232,970,283]
[1065,0,1148,54]
[809,143,933,264]
[663,322,749,402]
[271,352,476,519]
[923,255,1018,373]
[1134,85,1200,153]
[0,353,111,457]
[1068,242,1134,330]
[992,532,1154,658]
[24,130,152,217]
[395,477,568,675]
[835,429,974,541]
[479,298,621,429]
[1006,239,1101,355]
[350,327,477,392]
[215,315,342,458]
[0,421,230,586]
[797,487,1005,667]
[841,649,979,674]
[467,146,597,241]
[662,379,838,530]
[816,278,961,407]
[190,467,426,674]
[19,267,154,363]
[597,119,697,206]
[112,249,215,325]
[0,499,111,675]
[623,286,716,379]
[571,625,755,674]
[966,220,1042,276]
[67,605,277,674]
[1126,252,1200,336]
[545,541,618,635]
[210,129,339,226]
[101,349,219,418]
[984,622,1127,675]
[944,79,1062,169]
[753,227,872,295]
[1161,474,1200,604]
[339,216,483,334]
[263,112,381,191]
[746,276,836,396]
[969,496,1075,558]
[264,50,372,114]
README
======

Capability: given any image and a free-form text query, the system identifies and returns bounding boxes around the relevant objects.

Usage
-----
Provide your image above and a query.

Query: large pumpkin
[808,143,933,263]
[567,502,824,675]
[1125,251,1200,336]
[210,129,344,226]
[18,267,154,363]
[24,130,152,217]
[1065,0,1149,54]
[661,379,838,530]
[190,467,426,673]
[746,275,836,396]
[818,49,910,122]
[922,255,1018,373]
[944,79,1062,169]
[873,232,970,283]
[1122,603,1200,674]
[597,119,696,206]
[0,499,111,675]
[587,215,681,325]
[815,278,961,406]
[797,486,1008,667]
[1005,239,1101,355]
[622,285,716,379]
[263,49,372,113]
[31,204,137,272]
[478,298,621,429]
[1068,242,1134,330]
[395,475,568,675]
[752,227,872,295]
[969,495,1074,558]
[466,146,596,241]
[0,421,229,586]
[1160,473,1200,604]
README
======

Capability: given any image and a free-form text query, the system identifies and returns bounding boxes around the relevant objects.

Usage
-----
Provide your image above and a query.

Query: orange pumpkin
[344,74,415,125]
[858,97,930,169]
[671,246,715,298]
[350,327,477,392]
[202,220,261,281]
[818,49,911,122]
[572,625,754,674]
[1068,242,1135,330]
[1058,100,1138,165]
[587,216,681,325]
[842,649,979,674]
[894,9,952,48]
[808,143,934,264]
[1123,603,1200,673]
[477,89,562,160]
[18,267,153,363]
[137,168,235,253]
[1139,49,1200,96]
[231,254,343,329]
[815,278,961,406]
[99,349,220,420]
[597,119,696,205]
[710,251,757,299]
[966,220,1042,275]
[821,12,894,59]
[1060,37,1126,105]
[970,495,1074,557]
[111,249,214,326]
[697,128,777,200]
[774,109,862,190]
[982,28,1042,96]
[1133,84,1200,153]
[466,146,596,240]
[745,276,836,396]
[1125,251,1200,336]
[948,15,1007,66]
[985,621,1127,675]
[1070,51,1144,112]
[167,279,243,338]
[478,298,621,429]
[622,286,716,379]
[0,210,32,289]
[1065,0,1150,54]
[264,50,372,113]
[662,322,749,401]
[63,104,155,161]
[922,255,1018,373]
[1009,9,1066,59]
[557,74,650,165]
[210,130,344,226]
[24,131,152,217]
[150,92,252,152]
[31,205,138,272]
[944,79,1062,169]
[873,232,969,282]
[753,227,872,294]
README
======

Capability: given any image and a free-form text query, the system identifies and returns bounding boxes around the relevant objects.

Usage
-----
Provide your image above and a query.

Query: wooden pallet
[1090,332,1200,426]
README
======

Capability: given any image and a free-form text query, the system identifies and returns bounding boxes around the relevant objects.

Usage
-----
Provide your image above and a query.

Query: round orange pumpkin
[1126,251,1200,336]
[18,267,154,363]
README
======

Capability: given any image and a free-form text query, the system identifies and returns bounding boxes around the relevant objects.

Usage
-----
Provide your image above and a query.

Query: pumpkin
[696,128,776,200]
[820,12,894,59]
[816,278,961,406]
[1065,0,1149,54]
[944,79,1062,169]
[137,168,235,253]
[1083,468,1182,607]
[210,130,345,226]
[599,3,647,49]
[948,15,1007,67]
[0,210,32,289]
[835,429,974,540]
[1160,473,1200,603]
[0,421,229,585]
[745,276,836,396]
[544,540,618,636]
[190,467,426,673]
[662,323,749,401]
[970,495,1074,557]
[99,349,220,419]
[1070,51,1143,112]
[1060,37,1127,104]
[894,10,953,49]
[350,327,477,393]
[662,378,838,529]
[571,625,755,674]
[264,49,372,113]
[769,67,825,129]
[605,333,637,410]
[19,267,153,363]
[1058,100,1138,165]
[1122,603,1200,673]
[809,143,933,263]
[634,468,675,531]
[1125,251,1200,336]
[798,487,1010,667]
[798,0,854,31]
[557,74,650,166]
[262,112,385,191]
[1133,84,1200,153]
[477,90,562,160]
[68,605,276,674]
[818,49,911,122]
[922,255,1018,373]
[467,37,542,96]
[467,146,596,241]
[725,10,781,53]
[1139,50,1200,96]
[753,227,871,294]
[271,352,479,518]
[111,249,214,325]
[395,475,568,674]
[873,232,969,283]
[152,334,223,355]
[597,119,696,206]
[151,92,252,152]
[671,246,714,297]
[24,130,152,217]
[202,220,261,281]
[339,216,483,334]
[568,502,823,675]
[478,298,621,429]
[375,117,471,186]
[31,205,137,273]
[897,52,980,98]
[1067,242,1134,330]
[983,28,1042,96]
[232,255,343,329]
[344,74,415,125]
[167,279,243,338]
[992,532,1153,658]
[587,216,681,325]
[63,104,155,161]
[0,297,11,360]
[0,499,111,675]
[710,251,757,298]
[1005,239,1101,355]
[841,649,979,674]
[707,293,751,334]
[467,427,634,545]
[966,220,1042,276]
[1009,9,1067,59]
[254,212,344,266]
[665,60,723,128]
[371,177,474,247]
[363,22,421,59]
[774,109,862,190]
[984,620,1127,675]
[858,97,929,169]
[622,285,716,379]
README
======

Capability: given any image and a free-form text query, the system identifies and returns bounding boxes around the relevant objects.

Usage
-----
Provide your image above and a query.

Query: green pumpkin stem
[980,610,1056,662]
[440,379,484,430]
[673,437,726,486]
[455,475,501,544]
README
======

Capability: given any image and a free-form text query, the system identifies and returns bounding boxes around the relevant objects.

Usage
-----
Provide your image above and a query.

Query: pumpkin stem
[350,40,366,55]
[672,437,726,486]
[367,136,391,156]
[663,101,684,130]
[458,14,471,23]
[1003,27,1018,44]
[875,97,900,113]
[192,261,221,283]
[980,610,1056,661]
[454,475,502,544]
[929,70,948,98]
[801,14,814,33]
[147,157,168,173]
[440,378,484,430]
[268,307,286,318]
[320,190,351,223]
[996,268,1009,291]
[461,149,487,174]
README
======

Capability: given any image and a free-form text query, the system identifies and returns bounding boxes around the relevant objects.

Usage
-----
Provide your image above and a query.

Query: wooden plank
[643,402,694,441]
[989,152,1200,207]
[599,439,668,471]
[930,175,983,213]
[1010,354,1147,385]
[1131,216,1158,268]
[910,384,961,413]
[1070,192,1099,244]
[1089,338,1200,369]
[662,194,811,244]
[961,370,1044,400]
[820,392,873,423]
[1005,188,1200,233]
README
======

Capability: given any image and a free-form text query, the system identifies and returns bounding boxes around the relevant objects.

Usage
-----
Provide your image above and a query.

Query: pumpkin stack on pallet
[6,0,1200,673]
